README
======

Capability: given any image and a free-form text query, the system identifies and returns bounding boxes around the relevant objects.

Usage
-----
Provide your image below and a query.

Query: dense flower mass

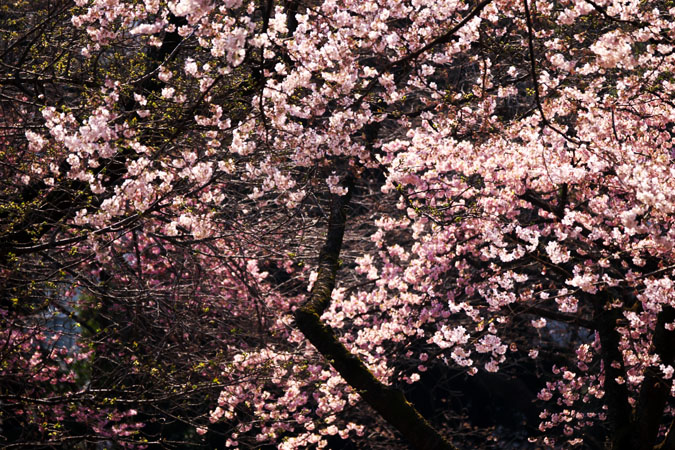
[2,0,675,448]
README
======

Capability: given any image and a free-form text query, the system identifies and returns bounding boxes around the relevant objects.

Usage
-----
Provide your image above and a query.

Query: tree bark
[592,291,633,450]
[635,305,675,450]
[594,291,675,450]
[295,180,458,450]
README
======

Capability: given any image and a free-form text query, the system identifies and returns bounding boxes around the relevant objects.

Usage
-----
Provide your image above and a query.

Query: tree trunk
[295,181,457,450]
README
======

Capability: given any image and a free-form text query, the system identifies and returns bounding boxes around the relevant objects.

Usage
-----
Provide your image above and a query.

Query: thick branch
[656,418,675,450]
[635,305,675,450]
[592,291,633,450]
[294,180,457,450]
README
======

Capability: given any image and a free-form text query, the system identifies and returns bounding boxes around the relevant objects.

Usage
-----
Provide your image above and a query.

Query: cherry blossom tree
[3,0,675,449]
